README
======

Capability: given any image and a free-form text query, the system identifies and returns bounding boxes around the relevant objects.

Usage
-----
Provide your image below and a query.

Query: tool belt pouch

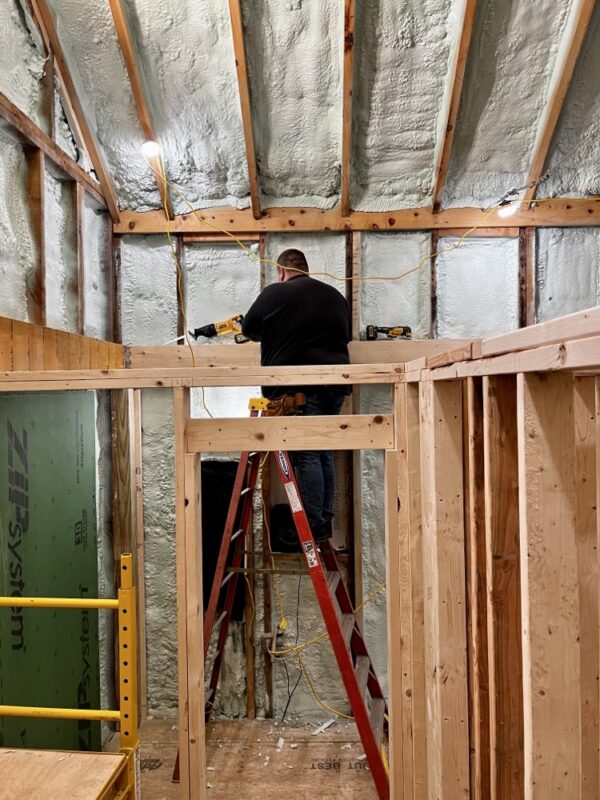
[264,392,307,417]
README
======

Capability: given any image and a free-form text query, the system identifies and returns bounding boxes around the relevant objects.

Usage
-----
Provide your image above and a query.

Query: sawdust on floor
[139,718,378,799]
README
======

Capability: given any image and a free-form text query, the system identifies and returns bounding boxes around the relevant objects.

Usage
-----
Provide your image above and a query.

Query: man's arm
[241,289,268,341]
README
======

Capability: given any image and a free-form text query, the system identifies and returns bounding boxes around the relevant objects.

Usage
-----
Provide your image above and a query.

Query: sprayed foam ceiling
[16,0,600,212]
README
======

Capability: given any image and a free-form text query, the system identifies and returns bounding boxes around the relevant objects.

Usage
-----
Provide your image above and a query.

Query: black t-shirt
[241,275,351,398]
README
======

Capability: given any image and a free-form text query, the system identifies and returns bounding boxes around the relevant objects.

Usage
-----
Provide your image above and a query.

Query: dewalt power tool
[365,324,412,340]
[189,314,249,344]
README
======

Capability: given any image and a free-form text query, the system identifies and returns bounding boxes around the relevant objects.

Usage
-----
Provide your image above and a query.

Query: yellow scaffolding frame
[0,554,139,799]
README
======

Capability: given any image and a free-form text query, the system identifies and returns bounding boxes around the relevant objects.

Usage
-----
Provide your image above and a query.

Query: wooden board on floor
[138,719,377,800]
[0,748,125,800]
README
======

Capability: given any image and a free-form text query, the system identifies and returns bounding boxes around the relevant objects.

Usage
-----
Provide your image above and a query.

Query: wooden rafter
[29,0,121,221]
[340,0,356,217]
[0,91,104,205]
[524,0,595,201]
[431,0,478,211]
[227,0,261,220]
[107,0,174,219]
[114,197,600,234]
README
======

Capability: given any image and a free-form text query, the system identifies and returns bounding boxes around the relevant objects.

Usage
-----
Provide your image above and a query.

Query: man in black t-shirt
[242,249,351,543]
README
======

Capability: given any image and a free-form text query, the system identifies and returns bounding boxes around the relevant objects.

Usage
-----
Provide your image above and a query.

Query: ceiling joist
[107,0,174,220]
[228,0,262,220]
[113,198,600,235]
[524,0,595,202]
[29,0,121,221]
[431,0,478,212]
[340,0,356,217]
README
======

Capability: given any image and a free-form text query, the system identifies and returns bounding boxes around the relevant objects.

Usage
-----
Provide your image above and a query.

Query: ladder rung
[370,698,385,748]
[231,528,244,542]
[221,571,234,588]
[326,571,340,595]
[355,655,370,699]
[341,614,355,646]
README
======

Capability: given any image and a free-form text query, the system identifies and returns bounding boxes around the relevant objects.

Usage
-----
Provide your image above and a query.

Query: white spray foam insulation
[265,234,346,290]
[360,233,431,338]
[44,171,78,332]
[544,3,600,198]
[0,0,47,131]
[119,236,177,346]
[351,0,463,210]
[537,228,600,321]
[241,0,342,208]
[0,133,35,321]
[184,244,260,419]
[436,237,519,338]
[443,0,572,208]
[46,0,155,210]
[358,386,392,698]
[272,560,350,720]
[127,0,250,212]
[82,202,111,340]
[119,236,179,714]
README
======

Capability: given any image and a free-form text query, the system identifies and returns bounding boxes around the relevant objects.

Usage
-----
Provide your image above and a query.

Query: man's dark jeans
[292,389,346,538]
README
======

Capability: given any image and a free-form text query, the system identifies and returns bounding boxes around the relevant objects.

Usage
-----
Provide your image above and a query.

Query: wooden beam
[227,0,261,220]
[111,388,136,557]
[24,147,46,326]
[524,0,596,202]
[107,0,174,219]
[419,379,469,797]
[185,413,394,453]
[438,226,519,238]
[75,182,86,334]
[114,198,600,234]
[573,376,599,795]
[340,0,356,216]
[463,377,490,799]
[518,228,535,328]
[0,91,104,205]
[432,0,478,211]
[182,233,260,244]
[128,339,474,368]
[478,304,600,358]
[517,372,580,796]
[483,375,523,798]
[29,0,120,221]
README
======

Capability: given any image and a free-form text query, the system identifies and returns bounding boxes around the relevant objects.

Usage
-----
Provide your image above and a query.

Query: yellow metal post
[118,554,138,751]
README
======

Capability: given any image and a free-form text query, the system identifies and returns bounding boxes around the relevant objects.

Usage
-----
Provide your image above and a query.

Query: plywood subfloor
[0,747,125,800]
[140,719,378,799]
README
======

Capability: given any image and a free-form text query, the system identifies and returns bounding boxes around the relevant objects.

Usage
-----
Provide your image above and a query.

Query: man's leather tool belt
[264,392,307,417]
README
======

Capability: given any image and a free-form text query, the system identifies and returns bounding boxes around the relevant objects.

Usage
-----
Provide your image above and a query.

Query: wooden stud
[524,0,596,202]
[0,91,104,206]
[517,372,580,797]
[430,231,439,338]
[176,236,185,341]
[174,387,191,798]
[432,0,478,210]
[11,321,30,370]
[463,377,490,799]
[41,50,56,141]
[573,376,599,797]
[438,227,520,238]
[483,375,523,798]
[340,0,356,217]
[24,147,46,326]
[227,0,261,220]
[29,0,120,221]
[0,318,13,371]
[518,228,535,328]
[419,379,469,797]
[132,389,147,721]
[113,198,600,235]
[111,388,136,559]
[75,182,86,335]
[107,0,174,219]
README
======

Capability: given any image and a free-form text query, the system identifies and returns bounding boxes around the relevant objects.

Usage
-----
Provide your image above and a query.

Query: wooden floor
[140,719,378,800]
[0,747,125,800]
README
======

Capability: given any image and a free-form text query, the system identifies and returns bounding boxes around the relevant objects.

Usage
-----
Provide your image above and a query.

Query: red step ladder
[175,408,390,799]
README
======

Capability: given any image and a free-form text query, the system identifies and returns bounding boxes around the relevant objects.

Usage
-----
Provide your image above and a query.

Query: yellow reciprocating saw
[189,314,249,344]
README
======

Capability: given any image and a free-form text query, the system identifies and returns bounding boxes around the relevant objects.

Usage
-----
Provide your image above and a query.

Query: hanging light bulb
[140,140,162,159]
